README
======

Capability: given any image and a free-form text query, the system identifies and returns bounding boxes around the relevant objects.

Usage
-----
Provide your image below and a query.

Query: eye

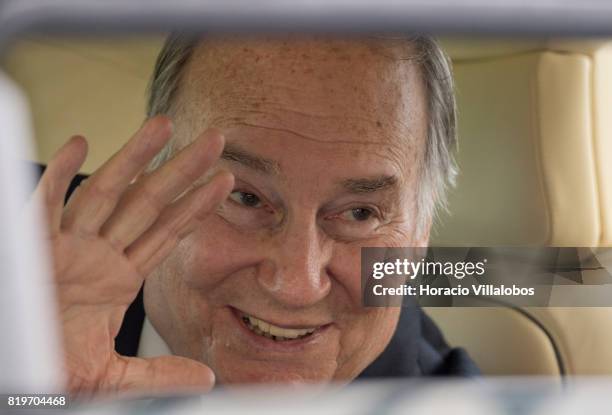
[348,208,373,221]
[340,207,377,222]
[229,191,263,208]
[218,186,278,230]
[323,205,384,240]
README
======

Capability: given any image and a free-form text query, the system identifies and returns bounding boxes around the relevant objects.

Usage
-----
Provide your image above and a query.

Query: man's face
[144,37,429,384]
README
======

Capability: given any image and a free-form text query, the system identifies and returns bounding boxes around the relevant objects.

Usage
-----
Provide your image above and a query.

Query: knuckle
[175,163,199,183]
[104,233,126,252]
[156,214,183,249]
[163,219,182,243]
[83,179,117,202]
[138,182,165,212]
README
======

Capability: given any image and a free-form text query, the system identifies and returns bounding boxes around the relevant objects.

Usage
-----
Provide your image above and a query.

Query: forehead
[174,36,428,174]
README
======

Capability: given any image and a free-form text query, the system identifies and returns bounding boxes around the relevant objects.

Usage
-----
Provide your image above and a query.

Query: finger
[125,171,234,277]
[100,128,225,250]
[115,355,215,395]
[62,116,173,235]
[34,136,88,234]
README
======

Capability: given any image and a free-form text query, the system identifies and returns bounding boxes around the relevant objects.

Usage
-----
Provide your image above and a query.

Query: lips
[241,313,317,341]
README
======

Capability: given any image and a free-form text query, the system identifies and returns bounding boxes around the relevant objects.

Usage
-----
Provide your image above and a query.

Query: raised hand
[33,116,233,397]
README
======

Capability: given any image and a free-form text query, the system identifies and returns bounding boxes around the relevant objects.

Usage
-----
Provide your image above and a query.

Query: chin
[213,358,341,386]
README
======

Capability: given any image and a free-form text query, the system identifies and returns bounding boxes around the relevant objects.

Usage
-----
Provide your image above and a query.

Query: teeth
[243,314,317,341]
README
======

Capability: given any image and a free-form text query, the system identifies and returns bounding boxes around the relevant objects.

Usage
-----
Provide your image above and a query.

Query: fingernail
[214,170,234,189]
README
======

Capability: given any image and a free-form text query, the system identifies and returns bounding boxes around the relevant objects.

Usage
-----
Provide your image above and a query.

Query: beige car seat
[428,39,612,376]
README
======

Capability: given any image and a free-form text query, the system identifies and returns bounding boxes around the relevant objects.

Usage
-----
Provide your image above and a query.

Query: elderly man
[35,34,477,396]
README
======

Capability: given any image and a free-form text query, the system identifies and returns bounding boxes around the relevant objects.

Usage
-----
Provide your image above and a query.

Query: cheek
[327,243,362,308]
[348,308,400,367]
[335,304,401,379]
[145,213,267,357]
[326,237,408,377]
[327,226,416,309]
[178,214,265,291]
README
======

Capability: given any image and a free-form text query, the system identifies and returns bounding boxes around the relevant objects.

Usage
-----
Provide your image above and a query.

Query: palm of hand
[33,117,233,396]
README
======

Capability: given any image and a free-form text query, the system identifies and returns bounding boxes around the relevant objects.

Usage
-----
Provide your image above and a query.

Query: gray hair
[146,35,457,237]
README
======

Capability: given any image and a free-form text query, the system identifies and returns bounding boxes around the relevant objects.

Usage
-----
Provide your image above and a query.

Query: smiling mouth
[240,313,319,342]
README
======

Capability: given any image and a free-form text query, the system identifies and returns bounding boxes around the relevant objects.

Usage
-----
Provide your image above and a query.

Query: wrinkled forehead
[174,36,428,159]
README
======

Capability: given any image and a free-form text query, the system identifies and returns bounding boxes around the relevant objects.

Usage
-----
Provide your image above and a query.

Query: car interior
[5,35,611,380]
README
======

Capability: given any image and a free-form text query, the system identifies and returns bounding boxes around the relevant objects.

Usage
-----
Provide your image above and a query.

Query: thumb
[114,355,216,395]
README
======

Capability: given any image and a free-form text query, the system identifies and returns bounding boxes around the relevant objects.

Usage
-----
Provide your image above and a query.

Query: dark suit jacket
[36,163,479,378]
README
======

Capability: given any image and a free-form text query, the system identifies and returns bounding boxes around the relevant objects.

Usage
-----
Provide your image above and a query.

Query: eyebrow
[221,143,281,175]
[341,175,398,194]
[221,143,397,194]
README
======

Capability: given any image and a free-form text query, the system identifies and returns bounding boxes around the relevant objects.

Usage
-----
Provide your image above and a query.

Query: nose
[256,215,332,308]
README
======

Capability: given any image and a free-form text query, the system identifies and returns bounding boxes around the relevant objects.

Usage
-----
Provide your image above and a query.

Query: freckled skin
[144,36,430,385]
